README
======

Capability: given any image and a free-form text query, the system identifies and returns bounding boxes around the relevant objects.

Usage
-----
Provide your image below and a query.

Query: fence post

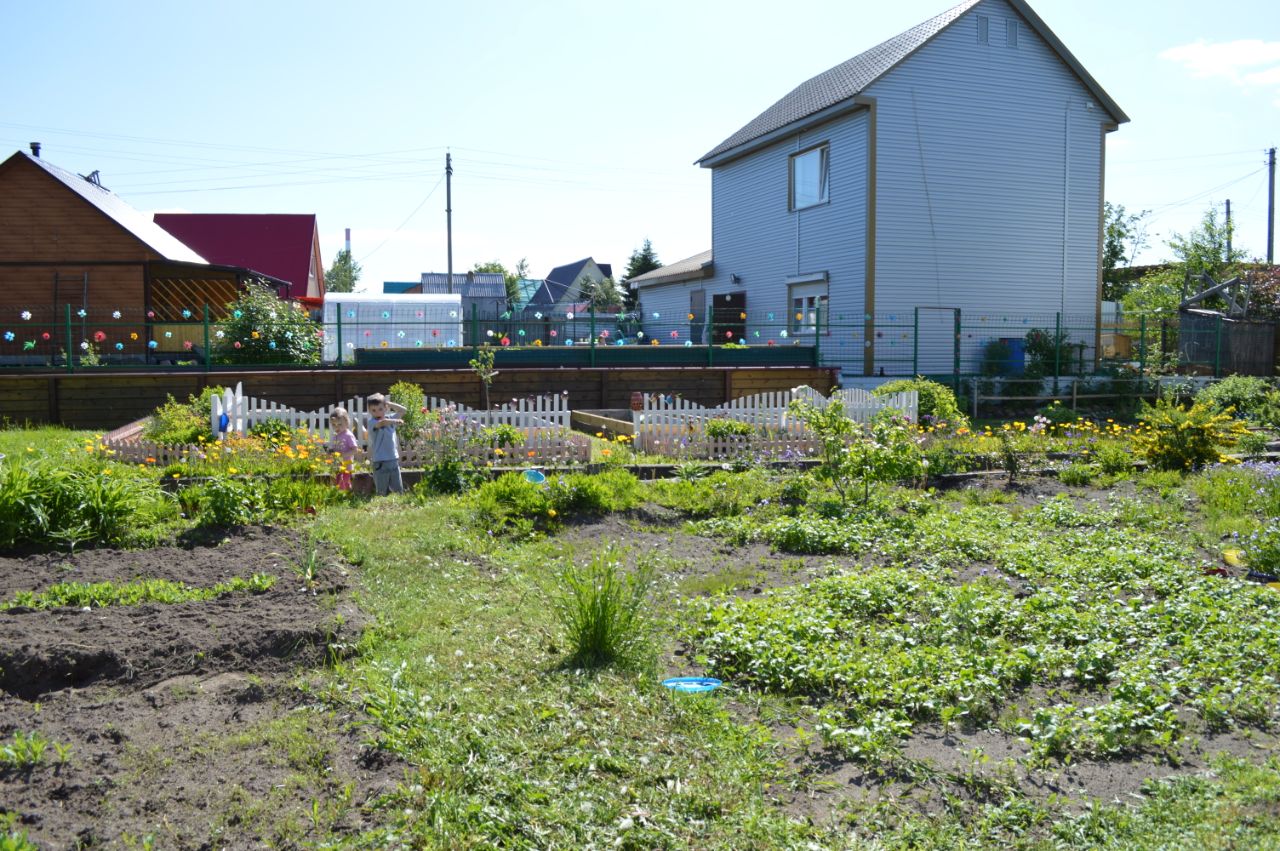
[589,304,597,368]
[202,304,211,372]
[912,308,920,376]
[1053,312,1062,395]
[64,303,74,373]
[952,309,961,396]
[335,308,343,367]
[813,303,822,368]
[707,316,714,367]
[1214,314,1223,378]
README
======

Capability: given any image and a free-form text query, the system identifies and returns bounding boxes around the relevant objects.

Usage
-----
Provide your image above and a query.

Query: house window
[977,15,989,44]
[789,144,829,210]
[1006,19,1019,48]
[789,281,828,334]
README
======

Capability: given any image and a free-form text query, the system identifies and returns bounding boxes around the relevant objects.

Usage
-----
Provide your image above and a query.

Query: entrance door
[712,291,747,344]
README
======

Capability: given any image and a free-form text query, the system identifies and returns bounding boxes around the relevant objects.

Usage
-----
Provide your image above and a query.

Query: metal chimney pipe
[29,142,41,158]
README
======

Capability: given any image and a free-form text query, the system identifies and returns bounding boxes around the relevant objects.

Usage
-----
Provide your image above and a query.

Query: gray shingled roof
[629,249,714,289]
[698,0,1126,165]
[700,1,979,164]
[14,151,208,263]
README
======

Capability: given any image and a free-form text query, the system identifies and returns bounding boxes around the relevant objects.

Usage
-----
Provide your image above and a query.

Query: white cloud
[1160,39,1280,105]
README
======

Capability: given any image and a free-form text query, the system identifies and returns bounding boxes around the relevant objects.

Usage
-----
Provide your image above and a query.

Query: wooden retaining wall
[0,366,838,430]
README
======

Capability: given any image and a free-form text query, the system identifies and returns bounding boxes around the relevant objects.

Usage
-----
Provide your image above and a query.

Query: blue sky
[1,0,1275,291]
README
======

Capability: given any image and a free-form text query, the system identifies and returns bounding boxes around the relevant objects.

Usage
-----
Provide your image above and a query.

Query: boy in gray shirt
[365,392,407,495]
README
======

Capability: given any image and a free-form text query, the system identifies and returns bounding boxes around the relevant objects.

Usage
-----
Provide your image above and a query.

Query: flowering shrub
[1132,399,1247,471]
[213,283,320,365]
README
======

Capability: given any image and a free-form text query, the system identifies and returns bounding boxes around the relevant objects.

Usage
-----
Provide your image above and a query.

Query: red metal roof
[153,213,323,299]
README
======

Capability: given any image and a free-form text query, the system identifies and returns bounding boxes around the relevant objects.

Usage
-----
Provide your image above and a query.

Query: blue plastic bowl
[662,677,722,693]
[523,469,547,485]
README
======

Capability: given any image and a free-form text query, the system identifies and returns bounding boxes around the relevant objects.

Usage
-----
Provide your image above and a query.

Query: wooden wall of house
[0,265,146,317]
[0,156,157,321]
[0,158,158,263]
[0,366,838,429]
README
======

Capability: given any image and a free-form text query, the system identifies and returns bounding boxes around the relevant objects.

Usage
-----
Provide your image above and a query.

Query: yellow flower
[548,508,557,517]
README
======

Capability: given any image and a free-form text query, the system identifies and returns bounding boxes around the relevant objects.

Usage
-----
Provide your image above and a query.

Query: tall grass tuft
[554,548,654,669]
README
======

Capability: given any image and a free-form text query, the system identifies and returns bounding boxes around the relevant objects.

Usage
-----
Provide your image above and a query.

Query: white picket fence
[631,386,918,453]
[208,387,570,450]
[402,429,592,467]
[421,394,570,433]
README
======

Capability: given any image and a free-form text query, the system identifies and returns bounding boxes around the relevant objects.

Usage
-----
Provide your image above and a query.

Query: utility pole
[1268,147,1275,265]
[1225,199,1232,257]
[446,152,454,295]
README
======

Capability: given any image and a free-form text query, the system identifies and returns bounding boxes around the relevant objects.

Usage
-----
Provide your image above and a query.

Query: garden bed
[0,527,400,848]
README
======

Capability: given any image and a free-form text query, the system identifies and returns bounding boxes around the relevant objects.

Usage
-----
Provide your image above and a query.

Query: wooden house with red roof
[153,213,325,301]
[0,148,293,363]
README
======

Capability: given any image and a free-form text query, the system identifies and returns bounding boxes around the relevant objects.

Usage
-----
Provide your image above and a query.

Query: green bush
[549,470,642,515]
[873,378,969,430]
[471,473,552,537]
[650,470,777,518]
[554,548,654,668]
[190,475,265,527]
[0,458,173,550]
[790,401,925,504]
[705,418,754,439]
[1133,400,1248,471]
[416,458,483,496]
[1024,327,1072,377]
[1037,400,1077,427]
[213,283,320,365]
[474,423,522,450]
[1195,376,1279,424]
[248,418,293,443]
[389,381,428,436]
[143,386,226,446]
[1058,463,1095,487]
[1238,431,1270,457]
[1093,443,1133,476]
[143,394,207,446]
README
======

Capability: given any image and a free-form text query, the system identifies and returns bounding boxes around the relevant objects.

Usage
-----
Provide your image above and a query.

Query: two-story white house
[630,0,1127,379]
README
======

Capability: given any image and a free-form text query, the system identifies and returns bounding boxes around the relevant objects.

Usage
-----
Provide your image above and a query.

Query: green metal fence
[1,302,1270,379]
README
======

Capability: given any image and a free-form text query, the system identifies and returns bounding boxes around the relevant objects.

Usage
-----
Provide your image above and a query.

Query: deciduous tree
[324,249,361,294]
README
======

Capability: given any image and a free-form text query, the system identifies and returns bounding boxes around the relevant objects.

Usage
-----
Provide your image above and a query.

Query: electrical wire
[358,173,447,263]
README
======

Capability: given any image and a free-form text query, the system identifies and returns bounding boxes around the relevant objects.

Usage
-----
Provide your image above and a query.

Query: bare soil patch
[0,529,404,848]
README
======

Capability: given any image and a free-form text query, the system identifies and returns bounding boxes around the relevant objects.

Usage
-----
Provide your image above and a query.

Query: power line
[358,173,447,263]
[1141,166,1266,215]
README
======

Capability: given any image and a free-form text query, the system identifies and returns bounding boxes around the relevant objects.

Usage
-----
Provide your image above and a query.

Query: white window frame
[789,144,829,211]
[787,276,829,335]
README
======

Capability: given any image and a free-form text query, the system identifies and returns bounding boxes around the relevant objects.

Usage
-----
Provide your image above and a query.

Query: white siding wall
[864,0,1109,371]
